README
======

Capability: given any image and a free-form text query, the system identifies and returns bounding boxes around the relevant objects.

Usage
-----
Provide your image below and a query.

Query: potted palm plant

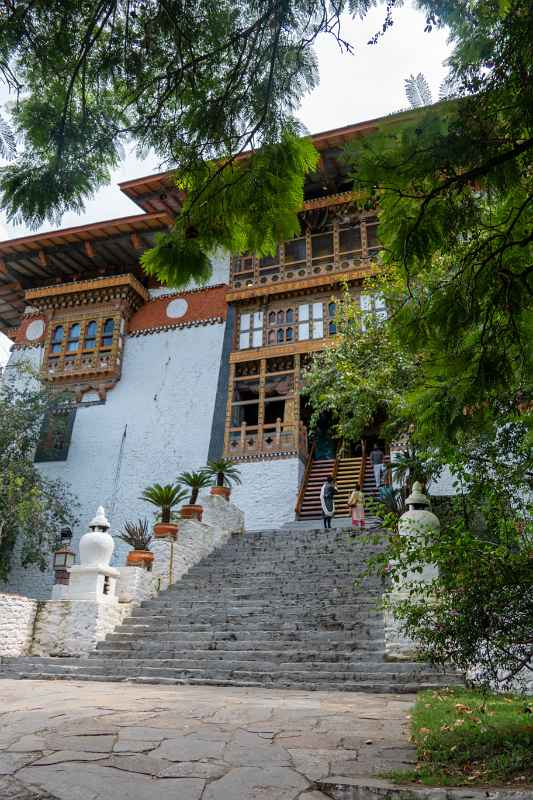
[140,483,188,538]
[177,470,211,521]
[205,458,242,500]
[116,519,154,570]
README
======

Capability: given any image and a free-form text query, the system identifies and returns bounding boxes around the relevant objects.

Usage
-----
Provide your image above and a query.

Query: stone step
[0,660,459,686]
[0,669,457,694]
[95,635,386,651]
[134,600,383,613]
[121,615,384,628]
[91,647,390,662]
[105,625,382,647]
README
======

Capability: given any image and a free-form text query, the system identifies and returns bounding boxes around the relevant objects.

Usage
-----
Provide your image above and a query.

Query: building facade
[0,116,402,598]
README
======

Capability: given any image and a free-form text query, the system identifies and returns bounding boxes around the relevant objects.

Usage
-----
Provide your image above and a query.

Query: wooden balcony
[226,419,308,461]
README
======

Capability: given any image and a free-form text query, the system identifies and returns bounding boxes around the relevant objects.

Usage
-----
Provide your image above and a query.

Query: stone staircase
[0,526,461,692]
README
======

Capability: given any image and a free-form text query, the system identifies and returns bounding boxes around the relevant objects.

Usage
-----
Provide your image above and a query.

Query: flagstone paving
[0,678,416,800]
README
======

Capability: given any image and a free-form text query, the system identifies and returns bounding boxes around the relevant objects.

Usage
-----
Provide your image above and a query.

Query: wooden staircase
[297,458,336,520]
[335,457,362,516]
[296,449,391,520]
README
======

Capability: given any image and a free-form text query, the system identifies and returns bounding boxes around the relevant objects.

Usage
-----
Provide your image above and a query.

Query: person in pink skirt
[348,482,365,530]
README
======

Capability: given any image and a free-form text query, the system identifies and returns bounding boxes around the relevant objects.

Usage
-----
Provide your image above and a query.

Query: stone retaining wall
[30,600,130,657]
[150,494,244,591]
[0,593,38,656]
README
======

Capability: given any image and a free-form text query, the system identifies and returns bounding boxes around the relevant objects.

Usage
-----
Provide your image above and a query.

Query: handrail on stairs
[294,438,316,515]
[358,440,367,493]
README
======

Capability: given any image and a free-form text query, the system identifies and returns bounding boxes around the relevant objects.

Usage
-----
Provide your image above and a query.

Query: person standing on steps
[348,481,365,531]
[320,475,337,530]
[370,443,384,489]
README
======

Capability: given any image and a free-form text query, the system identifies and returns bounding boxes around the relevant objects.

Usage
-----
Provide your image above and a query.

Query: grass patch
[388,687,533,787]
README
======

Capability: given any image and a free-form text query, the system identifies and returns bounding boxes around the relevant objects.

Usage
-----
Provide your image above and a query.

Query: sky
[0,1,452,365]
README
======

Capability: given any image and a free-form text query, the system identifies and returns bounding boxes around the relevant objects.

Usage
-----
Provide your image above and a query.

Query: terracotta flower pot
[180,504,203,521]
[153,522,178,539]
[210,486,231,501]
[126,550,154,570]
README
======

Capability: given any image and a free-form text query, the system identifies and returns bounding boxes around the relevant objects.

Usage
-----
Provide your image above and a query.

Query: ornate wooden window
[83,320,97,350]
[297,301,324,340]
[245,297,339,349]
[230,212,379,288]
[44,314,121,380]
[101,318,114,346]
[67,323,81,352]
[51,325,64,353]
[225,355,306,460]
[26,273,148,397]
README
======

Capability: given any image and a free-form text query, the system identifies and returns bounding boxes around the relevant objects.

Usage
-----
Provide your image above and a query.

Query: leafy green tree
[364,420,533,690]
[0,365,78,580]
[0,0,364,285]
[302,285,418,444]
[344,0,533,440]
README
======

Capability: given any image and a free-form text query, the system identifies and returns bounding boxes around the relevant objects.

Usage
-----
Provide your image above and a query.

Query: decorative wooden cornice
[226,266,374,303]
[229,337,330,363]
[25,273,149,303]
[302,191,357,211]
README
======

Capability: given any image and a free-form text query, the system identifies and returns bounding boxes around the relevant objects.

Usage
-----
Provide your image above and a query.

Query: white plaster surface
[384,596,420,661]
[0,593,37,657]
[230,458,302,530]
[30,600,131,657]
[1,319,228,598]
[166,298,188,318]
[25,319,45,340]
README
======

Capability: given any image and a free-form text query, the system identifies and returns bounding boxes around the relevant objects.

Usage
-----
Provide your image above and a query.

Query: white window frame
[360,293,388,330]
[297,302,325,341]
[239,311,264,349]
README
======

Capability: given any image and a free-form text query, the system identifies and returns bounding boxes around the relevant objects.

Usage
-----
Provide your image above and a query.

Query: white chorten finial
[405,481,430,507]
[89,506,110,531]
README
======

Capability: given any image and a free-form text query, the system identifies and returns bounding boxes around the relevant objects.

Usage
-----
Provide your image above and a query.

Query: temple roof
[118,114,400,213]
[0,212,172,333]
[0,110,414,336]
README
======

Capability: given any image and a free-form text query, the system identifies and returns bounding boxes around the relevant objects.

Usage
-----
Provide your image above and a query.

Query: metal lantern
[53,544,75,585]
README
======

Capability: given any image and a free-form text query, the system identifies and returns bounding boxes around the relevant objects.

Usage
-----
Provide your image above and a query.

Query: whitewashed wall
[230,457,303,531]
[1,318,228,598]
[0,593,38,656]
[30,600,130,657]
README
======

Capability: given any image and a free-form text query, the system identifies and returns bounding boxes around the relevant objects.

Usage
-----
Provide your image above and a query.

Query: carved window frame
[42,311,122,382]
